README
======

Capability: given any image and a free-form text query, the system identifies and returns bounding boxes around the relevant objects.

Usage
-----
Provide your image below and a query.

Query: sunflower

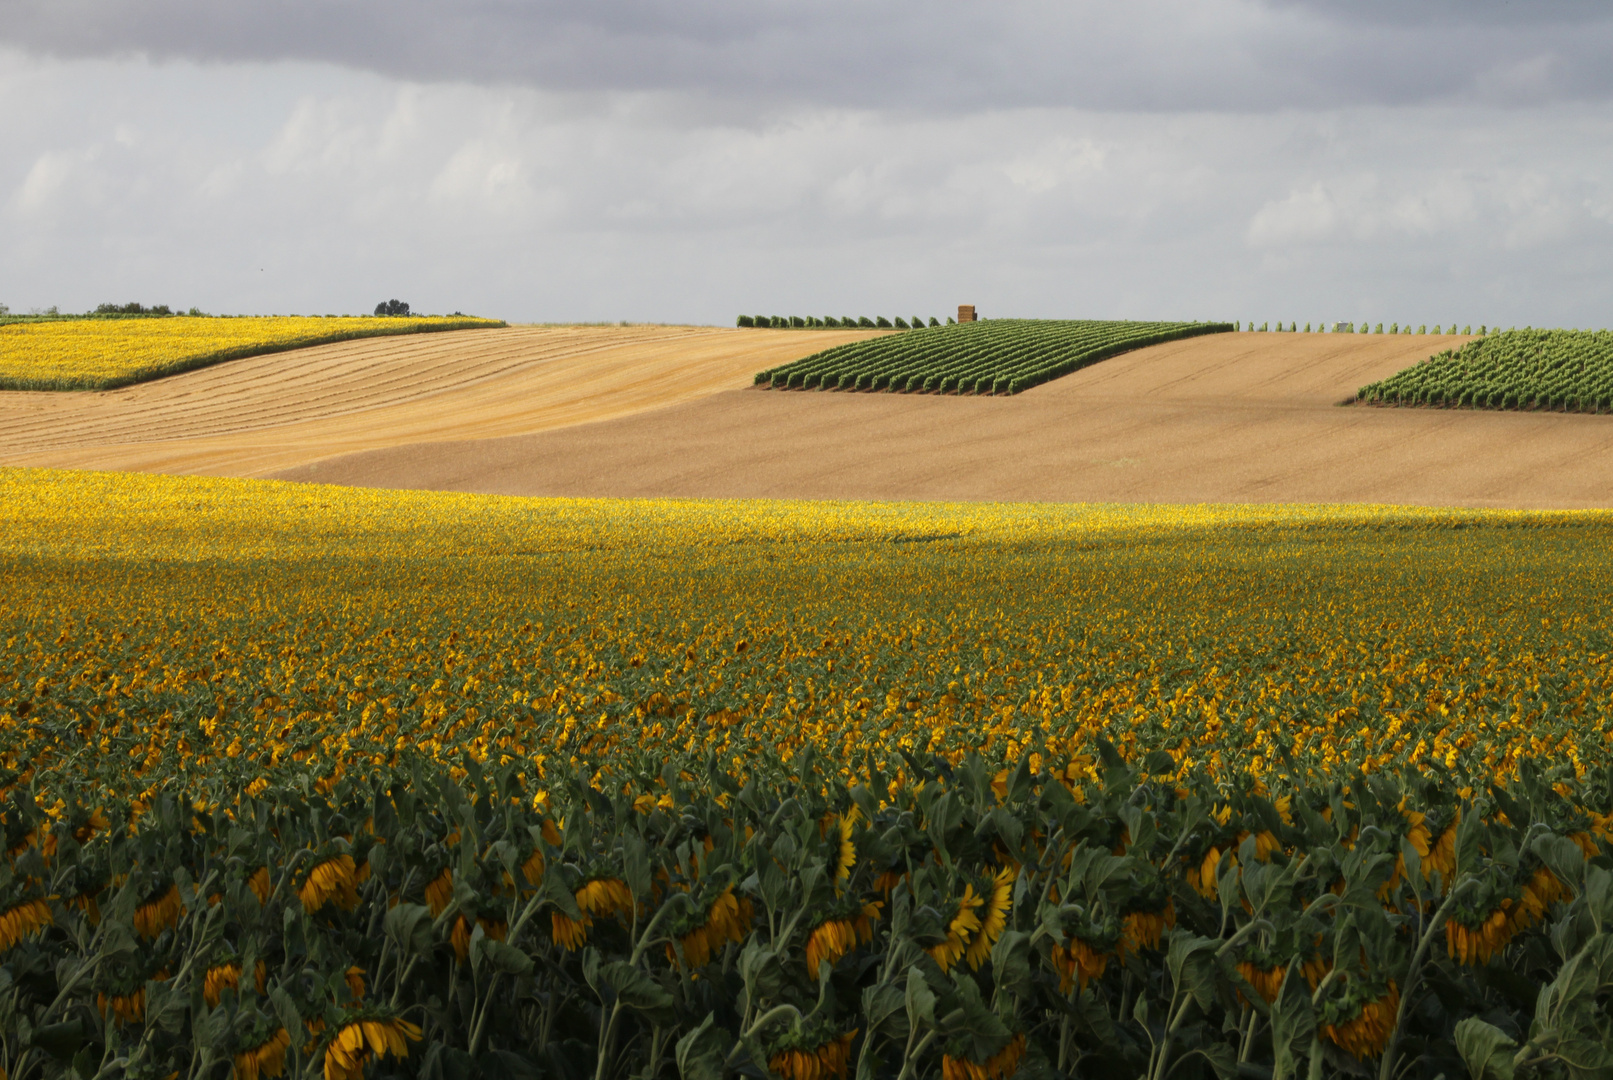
[1119,902,1174,959]
[1447,905,1518,965]
[233,1028,290,1080]
[0,898,52,950]
[1424,818,1458,888]
[98,986,147,1026]
[450,916,507,962]
[805,917,859,974]
[1195,847,1236,899]
[964,867,1014,970]
[1237,961,1285,1005]
[552,910,591,950]
[135,884,183,939]
[1050,938,1110,995]
[248,866,273,905]
[941,1033,1026,1080]
[322,1018,423,1080]
[298,854,360,914]
[1321,983,1399,1060]
[927,884,984,973]
[345,966,366,1001]
[673,885,752,968]
[768,1030,857,1080]
[203,959,268,1007]
[833,811,858,892]
[424,868,454,916]
[576,878,634,919]
[519,847,545,889]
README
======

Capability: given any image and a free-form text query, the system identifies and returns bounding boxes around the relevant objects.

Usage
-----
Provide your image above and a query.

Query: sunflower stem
[1377,876,1475,1080]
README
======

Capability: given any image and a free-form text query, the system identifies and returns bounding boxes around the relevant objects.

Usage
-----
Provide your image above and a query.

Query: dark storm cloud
[3,0,1613,111]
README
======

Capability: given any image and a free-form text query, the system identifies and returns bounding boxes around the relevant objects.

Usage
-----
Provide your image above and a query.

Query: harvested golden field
[287,330,1613,510]
[0,314,502,390]
[0,324,887,476]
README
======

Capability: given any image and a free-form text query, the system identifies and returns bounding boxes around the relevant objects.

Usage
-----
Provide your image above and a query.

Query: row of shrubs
[737,316,950,330]
[1242,322,1486,334]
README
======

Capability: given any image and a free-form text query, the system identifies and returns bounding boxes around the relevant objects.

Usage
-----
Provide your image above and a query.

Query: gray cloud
[3,0,1613,111]
[4,51,1611,328]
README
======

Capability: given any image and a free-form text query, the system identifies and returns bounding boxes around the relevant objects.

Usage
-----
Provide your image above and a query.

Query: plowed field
[0,324,886,476]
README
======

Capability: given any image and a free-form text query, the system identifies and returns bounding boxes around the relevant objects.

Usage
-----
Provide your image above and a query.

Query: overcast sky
[3,1,1612,325]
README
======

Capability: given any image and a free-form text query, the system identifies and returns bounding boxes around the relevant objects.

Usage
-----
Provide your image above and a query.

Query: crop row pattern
[1357,329,1613,413]
[754,320,1235,396]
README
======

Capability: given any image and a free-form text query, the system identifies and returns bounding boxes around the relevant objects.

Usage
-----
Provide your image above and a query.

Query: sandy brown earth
[0,324,885,477]
[275,332,1613,509]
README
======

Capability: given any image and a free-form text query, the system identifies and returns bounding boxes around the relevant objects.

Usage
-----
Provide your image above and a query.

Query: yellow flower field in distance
[3,465,1612,805]
[0,314,504,390]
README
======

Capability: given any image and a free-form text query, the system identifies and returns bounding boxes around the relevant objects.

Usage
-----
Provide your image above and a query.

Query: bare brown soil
[274,333,1613,509]
[0,325,885,477]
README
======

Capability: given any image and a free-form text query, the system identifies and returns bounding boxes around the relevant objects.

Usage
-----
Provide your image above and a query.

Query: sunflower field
[0,316,505,392]
[753,320,1233,395]
[5,469,1613,1080]
[1357,328,1613,413]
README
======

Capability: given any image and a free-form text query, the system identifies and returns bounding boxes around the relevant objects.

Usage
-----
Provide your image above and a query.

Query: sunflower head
[320,1015,423,1080]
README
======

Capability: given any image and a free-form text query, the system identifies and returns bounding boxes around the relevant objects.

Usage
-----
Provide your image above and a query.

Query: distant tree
[736,315,755,327]
[911,317,924,329]
[770,316,786,328]
[1389,323,1398,334]
[894,317,910,329]
[875,317,893,328]
[1418,325,1427,334]
[0,303,8,316]
[858,317,876,328]
[1463,325,1472,334]
[96,302,171,315]
[374,300,411,317]
[1259,322,1267,331]
[822,317,839,327]
[928,317,940,327]
[1304,322,1311,332]
[790,316,806,328]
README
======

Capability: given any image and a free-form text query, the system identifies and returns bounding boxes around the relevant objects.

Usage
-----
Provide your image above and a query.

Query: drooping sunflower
[577,877,634,919]
[1321,982,1399,1060]
[768,1029,857,1080]
[927,884,985,973]
[345,966,366,1001]
[134,883,183,939]
[672,884,754,968]
[298,854,360,914]
[98,986,147,1026]
[233,1027,290,1080]
[243,865,272,904]
[941,1032,1026,1080]
[1119,900,1175,959]
[0,898,52,950]
[963,867,1015,971]
[1236,961,1286,1005]
[450,916,508,962]
[203,959,268,1007]
[322,1017,423,1080]
[1050,936,1111,995]
[424,868,454,916]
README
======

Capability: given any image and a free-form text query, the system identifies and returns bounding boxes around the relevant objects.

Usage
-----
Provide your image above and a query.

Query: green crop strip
[754,319,1235,396]
[1357,328,1613,413]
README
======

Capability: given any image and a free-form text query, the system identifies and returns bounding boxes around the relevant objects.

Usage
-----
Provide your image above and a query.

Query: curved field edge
[753,319,1235,395]
[0,317,507,392]
[1354,328,1613,414]
[6,466,1613,562]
